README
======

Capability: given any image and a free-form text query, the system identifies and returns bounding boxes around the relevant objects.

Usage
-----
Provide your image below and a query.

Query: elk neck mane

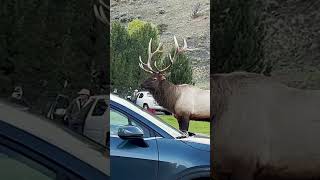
[211,71,270,122]
[150,79,180,113]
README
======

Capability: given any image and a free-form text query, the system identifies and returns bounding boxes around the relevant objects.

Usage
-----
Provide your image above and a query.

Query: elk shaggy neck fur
[149,80,180,113]
[211,71,268,121]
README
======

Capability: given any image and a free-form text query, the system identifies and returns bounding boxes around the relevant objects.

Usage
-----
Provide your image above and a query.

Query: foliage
[111,20,159,95]
[128,19,147,35]
[0,0,108,107]
[211,0,272,75]
[166,48,193,85]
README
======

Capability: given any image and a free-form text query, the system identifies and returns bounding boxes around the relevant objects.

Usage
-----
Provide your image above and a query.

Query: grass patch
[158,115,210,136]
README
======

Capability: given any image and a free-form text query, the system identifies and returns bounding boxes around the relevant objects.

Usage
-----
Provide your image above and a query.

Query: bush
[111,20,160,95]
[212,0,272,76]
[166,48,193,85]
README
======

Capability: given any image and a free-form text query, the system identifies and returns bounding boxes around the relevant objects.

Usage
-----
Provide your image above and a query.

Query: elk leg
[178,114,190,132]
[177,117,184,131]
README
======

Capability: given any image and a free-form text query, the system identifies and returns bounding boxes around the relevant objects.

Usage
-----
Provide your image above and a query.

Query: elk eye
[153,78,157,81]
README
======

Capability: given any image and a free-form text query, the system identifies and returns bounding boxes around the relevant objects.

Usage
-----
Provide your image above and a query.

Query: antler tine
[182,38,198,51]
[139,38,163,73]
[151,40,163,72]
[139,61,154,74]
[139,55,155,73]
[93,0,110,24]
[158,36,196,73]
[174,35,179,49]
[140,36,197,74]
[99,0,108,9]
[146,38,156,72]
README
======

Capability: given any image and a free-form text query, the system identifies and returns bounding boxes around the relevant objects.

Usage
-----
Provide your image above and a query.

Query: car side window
[110,109,151,138]
[138,93,143,98]
[92,99,108,116]
[0,145,56,179]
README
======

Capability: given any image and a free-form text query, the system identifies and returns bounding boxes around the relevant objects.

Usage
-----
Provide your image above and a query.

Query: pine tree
[166,48,193,85]
[212,0,272,75]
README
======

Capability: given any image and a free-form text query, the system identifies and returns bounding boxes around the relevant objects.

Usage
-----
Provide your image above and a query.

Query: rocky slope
[110,0,210,89]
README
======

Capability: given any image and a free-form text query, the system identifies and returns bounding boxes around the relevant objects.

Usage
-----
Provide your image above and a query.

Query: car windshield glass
[113,96,184,138]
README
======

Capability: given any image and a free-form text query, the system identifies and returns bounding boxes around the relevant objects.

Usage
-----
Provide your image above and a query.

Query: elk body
[211,72,320,180]
[139,36,210,132]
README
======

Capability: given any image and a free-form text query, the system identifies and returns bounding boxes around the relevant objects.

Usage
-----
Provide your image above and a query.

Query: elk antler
[139,38,163,73]
[139,36,196,74]
[93,0,109,24]
[154,36,195,73]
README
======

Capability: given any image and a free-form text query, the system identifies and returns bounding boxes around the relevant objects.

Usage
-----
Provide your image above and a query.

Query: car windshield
[113,95,184,138]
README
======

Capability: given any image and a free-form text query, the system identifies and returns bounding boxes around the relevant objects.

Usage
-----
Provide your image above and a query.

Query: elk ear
[159,74,166,80]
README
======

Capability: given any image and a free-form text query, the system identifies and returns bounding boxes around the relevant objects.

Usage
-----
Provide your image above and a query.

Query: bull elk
[211,72,320,179]
[139,36,210,132]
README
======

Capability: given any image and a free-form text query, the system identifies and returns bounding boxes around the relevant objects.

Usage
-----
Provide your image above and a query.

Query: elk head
[139,36,195,91]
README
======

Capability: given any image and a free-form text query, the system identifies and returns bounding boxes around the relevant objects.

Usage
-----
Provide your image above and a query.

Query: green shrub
[212,0,272,75]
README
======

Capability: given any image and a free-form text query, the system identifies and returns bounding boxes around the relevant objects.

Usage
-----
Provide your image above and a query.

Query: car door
[135,92,143,107]
[110,105,158,180]
[83,97,108,146]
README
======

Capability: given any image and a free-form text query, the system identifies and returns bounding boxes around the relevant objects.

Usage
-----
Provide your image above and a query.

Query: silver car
[110,94,210,180]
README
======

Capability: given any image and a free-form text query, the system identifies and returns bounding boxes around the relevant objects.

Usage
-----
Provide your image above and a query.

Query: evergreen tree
[110,20,160,95]
[212,0,272,75]
[165,48,193,85]
[0,0,107,108]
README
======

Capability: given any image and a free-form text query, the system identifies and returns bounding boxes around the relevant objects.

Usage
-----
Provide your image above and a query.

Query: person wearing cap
[65,88,93,133]
[131,89,139,103]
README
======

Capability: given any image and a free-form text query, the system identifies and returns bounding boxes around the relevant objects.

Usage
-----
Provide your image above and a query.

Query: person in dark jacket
[65,89,93,133]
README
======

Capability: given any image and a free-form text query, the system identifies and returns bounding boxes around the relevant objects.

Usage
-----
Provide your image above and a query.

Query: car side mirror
[118,125,144,140]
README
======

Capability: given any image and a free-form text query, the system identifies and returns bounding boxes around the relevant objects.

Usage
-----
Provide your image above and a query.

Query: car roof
[0,101,109,175]
[90,95,108,99]
[139,91,150,93]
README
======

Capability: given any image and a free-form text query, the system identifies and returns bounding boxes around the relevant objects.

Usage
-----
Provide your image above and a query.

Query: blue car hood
[179,134,210,152]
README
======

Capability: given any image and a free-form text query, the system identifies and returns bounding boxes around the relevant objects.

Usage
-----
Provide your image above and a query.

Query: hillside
[110,0,210,89]
[111,0,320,90]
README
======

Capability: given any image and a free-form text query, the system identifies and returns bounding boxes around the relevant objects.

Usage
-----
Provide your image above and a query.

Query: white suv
[135,91,171,115]
[82,95,109,146]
